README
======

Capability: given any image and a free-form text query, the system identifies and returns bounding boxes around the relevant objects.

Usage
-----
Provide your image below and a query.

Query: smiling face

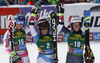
[72,22,80,32]
[41,29,48,35]
[15,23,24,30]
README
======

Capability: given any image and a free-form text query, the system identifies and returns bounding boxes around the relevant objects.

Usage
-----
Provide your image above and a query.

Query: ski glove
[56,3,64,16]
[84,46,95,63]
[31,3,41,17]
[10,51,21,63]
[29,20,36,25]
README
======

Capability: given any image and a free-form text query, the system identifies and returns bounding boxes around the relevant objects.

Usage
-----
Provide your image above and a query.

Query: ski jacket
[4,27,30,57]
[58,25,85,56]
[29,25,54,55]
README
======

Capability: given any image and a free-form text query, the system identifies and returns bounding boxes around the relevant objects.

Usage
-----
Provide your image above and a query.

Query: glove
[84,46,95,63]
[29,16,38,26]
[29,20,36,25]
[31,3,41,17]
[56,3,64,26]
[56,3,64,16]
[10,51,21,63]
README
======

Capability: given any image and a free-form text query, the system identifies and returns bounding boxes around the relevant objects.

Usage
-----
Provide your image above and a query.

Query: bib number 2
[46,43,50,49]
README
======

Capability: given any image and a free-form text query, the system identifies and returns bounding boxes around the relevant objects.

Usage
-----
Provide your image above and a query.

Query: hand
[56,4,64,25]
[56,3,64,16]
[29,20,36,25]
[84,46,95,63]
[10,51,21,63]
[31,3,41,15]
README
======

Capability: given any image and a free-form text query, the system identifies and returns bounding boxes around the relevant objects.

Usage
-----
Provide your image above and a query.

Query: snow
[0,41,100,63]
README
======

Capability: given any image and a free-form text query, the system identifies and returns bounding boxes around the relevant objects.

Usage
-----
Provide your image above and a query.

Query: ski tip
[84,10,87,15]
[50,12,56,16]
[50,12,57,20]
[84,10,90,15]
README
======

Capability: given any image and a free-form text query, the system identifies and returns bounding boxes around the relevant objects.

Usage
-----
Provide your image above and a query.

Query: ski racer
[29,19,54,63]
[29,2,55,63]
[4,13,30,63]
[57,15,95,63]
[29,3,65,63]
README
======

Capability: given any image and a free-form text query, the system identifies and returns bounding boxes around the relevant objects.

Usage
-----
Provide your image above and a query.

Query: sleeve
[29,25,39,43]
[57,24,63,34]
[62,26,70,38]
[62,26,70,34]
[57,24,70,38]
[24,26,30,34]
[4,30,12,54]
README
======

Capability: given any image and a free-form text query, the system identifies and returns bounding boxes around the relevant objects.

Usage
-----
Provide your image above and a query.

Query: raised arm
[26,4,41,43]
[62,26,70,34]
[56,3,70,38]
[29,22,39,43]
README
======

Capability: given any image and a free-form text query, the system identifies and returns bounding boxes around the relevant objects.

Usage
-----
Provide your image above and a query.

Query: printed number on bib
[18,39,24,45]
[74,41,81,48]
[46,43,50,49]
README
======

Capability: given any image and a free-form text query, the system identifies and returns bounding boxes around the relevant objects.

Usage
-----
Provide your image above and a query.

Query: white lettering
[25,12,31,26]
[1,16,8,29]
[94,34,100,39]
[40,9,53,19]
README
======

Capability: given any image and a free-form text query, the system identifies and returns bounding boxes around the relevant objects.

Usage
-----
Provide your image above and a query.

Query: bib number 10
[74,41,81,48]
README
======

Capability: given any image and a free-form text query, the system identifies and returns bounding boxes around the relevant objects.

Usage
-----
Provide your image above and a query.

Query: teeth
[43,31,46,33]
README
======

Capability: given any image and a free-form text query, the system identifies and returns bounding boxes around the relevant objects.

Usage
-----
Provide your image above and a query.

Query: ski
[84,10,90,47]
[84,10,95,63]
[84,10,91,63]
[8,15,14,51]
[50,12,58,63]
[8,15,15,63]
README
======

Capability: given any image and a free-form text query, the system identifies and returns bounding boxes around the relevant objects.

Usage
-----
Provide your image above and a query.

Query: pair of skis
[50,4,64,63]
[84,6,100,63]
[50,12,58,63]
[8,15,15,63]
[83,6,98,62]
[84,10,93,63]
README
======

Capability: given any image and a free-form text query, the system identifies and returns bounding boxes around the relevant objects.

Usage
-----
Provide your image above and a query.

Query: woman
[58,15,94,63]
[29,19,54,63]
[4,13,30,63]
